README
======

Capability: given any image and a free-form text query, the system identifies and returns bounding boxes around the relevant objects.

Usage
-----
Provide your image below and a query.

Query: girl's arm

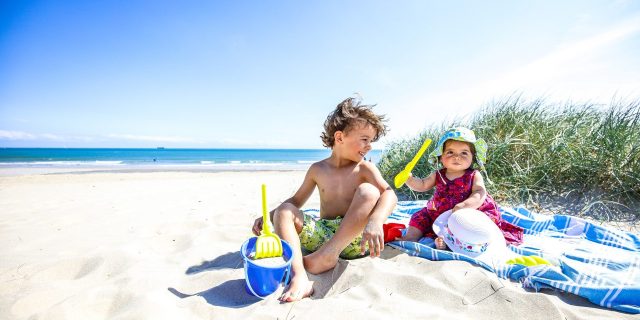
[453,170,487,211]
[405,171,436,192]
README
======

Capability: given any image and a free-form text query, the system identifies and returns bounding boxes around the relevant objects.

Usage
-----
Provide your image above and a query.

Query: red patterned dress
[408,168,524,245]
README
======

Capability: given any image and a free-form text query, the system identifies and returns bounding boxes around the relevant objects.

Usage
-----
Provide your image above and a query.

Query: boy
[252,97,397,302]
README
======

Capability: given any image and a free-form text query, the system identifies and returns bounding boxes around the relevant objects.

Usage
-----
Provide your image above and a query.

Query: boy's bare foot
[435,236,448,250]
[279,274,314,302]
[303,249,339,274]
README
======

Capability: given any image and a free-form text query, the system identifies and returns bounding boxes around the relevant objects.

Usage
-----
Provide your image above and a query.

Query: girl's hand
[452,202,466,212]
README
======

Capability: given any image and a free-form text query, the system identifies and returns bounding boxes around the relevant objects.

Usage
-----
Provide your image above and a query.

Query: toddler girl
[397,127,523,249]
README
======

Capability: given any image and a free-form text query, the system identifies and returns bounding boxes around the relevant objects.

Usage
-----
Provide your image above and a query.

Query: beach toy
[383,223,405,243]
[394,138,432,188]
[241,237,293,298]
[254,184,283,259]
[506,255,552,267]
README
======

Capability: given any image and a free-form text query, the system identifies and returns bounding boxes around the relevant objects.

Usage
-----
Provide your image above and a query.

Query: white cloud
[0,130,67,141]
[0,130,37,140]
[0,130,99,144]
[0,130,298,147]
[105,134,196,143]
[200,137,297,148]
[493,15,640,91]
[385,14,640,142]
[39,133,66,141]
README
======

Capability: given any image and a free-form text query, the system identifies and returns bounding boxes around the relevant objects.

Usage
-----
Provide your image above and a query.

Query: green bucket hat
[429,127,488,171]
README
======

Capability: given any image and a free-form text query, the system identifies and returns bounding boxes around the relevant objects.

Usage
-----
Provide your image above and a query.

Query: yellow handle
[405,138,432,172]
[506,255,552,267]
[261,184,271,234]
[393,138,432,188]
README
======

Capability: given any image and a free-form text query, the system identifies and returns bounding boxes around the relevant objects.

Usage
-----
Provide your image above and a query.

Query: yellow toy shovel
[254,184,283,259]
[393,138,432,188]
[506,255,552,267]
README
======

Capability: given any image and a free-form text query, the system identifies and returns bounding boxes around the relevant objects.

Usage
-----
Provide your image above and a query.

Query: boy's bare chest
[316,172,361,216]
[319,178,359,197]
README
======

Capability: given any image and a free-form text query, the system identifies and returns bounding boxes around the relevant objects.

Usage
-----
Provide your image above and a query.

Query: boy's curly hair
[321,97,388,148]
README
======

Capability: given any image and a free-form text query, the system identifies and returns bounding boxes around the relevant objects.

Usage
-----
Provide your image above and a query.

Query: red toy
[383,223,406,243]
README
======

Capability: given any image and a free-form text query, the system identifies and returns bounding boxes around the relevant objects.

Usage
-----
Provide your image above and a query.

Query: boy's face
[441,140,474,172]
[335,123,376,162]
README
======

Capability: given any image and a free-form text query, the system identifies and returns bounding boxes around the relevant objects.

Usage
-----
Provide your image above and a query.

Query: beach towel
[378,201,640,314]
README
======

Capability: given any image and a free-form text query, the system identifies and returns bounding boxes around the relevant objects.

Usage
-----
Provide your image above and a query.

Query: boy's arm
[360,162,398,257]
[453,170,487,211]
[253,164,317,235]
[271,164,318,217]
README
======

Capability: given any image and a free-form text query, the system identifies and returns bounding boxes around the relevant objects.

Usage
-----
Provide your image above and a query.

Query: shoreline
[0,164,311,176]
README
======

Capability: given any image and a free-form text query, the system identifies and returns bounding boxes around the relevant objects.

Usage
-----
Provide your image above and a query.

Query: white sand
[249,254,288,267]
[0,170,635,319]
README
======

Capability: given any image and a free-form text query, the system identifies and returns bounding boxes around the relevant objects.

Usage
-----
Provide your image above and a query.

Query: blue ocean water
[0,148,383,170]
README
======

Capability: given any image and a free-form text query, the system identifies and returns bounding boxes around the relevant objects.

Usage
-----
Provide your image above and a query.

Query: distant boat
[157,147,165,149]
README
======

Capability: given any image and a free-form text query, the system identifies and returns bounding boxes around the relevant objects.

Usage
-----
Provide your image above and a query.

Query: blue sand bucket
[241,237,293,298]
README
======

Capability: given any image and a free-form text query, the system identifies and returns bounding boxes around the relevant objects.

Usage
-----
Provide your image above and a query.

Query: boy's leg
[304,183,380,274]
[272,203,314,302]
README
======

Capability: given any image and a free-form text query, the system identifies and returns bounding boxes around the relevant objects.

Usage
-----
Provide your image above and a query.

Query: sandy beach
[0,170,636,319]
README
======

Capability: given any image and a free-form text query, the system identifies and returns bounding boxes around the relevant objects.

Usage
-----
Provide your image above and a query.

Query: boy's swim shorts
[299,212,367,259]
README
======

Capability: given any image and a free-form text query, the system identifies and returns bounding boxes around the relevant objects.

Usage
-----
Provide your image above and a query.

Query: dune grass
[379,97,640,223]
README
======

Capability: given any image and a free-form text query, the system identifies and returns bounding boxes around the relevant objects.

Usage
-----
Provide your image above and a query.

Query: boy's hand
[252,217,263,236]
[361,221,384,257]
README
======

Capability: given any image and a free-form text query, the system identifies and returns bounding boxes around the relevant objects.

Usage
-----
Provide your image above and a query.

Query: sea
[0,148,383,172]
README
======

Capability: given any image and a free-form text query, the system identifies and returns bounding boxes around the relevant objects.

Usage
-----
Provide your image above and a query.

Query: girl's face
[440,140,474,172]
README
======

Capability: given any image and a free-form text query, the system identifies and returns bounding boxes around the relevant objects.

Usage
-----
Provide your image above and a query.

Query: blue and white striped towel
[385,201,640,314]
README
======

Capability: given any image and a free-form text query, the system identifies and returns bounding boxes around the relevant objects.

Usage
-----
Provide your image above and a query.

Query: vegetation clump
[379,97,640,224]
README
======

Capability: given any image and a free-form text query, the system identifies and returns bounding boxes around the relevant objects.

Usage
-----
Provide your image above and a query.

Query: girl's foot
[435,236,448,250]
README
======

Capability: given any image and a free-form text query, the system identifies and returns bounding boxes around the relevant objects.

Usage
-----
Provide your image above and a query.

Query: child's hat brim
[428,127,488,168]
[433,209,512,265]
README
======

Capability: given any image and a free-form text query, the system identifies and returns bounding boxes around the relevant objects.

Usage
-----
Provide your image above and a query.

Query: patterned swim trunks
[299,212,367,259]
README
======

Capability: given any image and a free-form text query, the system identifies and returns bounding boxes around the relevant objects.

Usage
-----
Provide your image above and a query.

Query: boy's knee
[356,183,380,203]
[274,203,297,221]
[273,203,303,231]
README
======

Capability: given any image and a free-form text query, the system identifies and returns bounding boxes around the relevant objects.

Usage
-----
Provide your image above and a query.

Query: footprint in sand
[28,254,128,283]
[11,287,71,318]
[29,256,104,282]
[10,255,132,319]
[13,285,138,319]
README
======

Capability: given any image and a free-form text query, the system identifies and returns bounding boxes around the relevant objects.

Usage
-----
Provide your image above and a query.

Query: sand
[0,170,636,319]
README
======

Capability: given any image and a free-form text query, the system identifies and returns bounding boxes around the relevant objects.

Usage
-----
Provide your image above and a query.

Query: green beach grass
[380,97,640,224]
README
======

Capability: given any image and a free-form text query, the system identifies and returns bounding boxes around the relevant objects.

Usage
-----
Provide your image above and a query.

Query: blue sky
[1,1,639,149]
